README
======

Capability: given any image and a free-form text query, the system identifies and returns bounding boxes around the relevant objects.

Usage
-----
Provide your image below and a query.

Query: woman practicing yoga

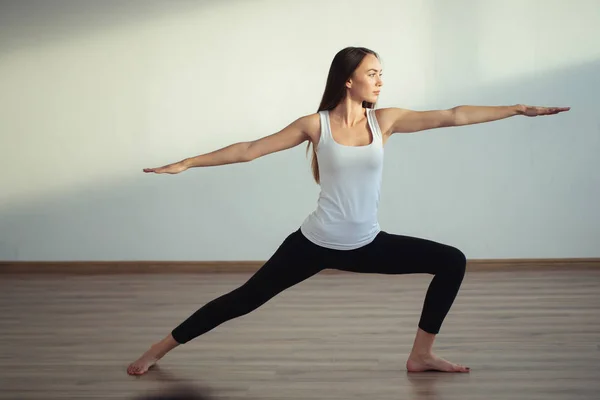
[128,46,569,375]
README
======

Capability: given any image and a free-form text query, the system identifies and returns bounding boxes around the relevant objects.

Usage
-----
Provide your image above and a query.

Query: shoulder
[374,107,416,136]
[295,112,322,144]
[374,107,402,137]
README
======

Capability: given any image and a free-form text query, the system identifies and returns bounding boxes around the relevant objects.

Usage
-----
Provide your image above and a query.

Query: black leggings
[171,228,467,344]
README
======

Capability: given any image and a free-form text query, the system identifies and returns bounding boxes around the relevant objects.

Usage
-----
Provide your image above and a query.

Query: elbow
[240,142,256,163]
[448,107,462,127]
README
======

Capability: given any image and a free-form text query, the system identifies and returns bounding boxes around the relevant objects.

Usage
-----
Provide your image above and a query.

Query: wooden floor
[1,269,599,400]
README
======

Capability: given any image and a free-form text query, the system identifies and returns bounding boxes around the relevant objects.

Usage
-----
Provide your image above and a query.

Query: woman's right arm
[143,114,317,174]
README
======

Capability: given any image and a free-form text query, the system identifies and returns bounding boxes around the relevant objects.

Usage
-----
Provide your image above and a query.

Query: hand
[143,161,188,174]
[519,104,570,117]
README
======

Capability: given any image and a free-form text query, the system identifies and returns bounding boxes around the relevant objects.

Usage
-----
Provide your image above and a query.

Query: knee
[447,246,467,278]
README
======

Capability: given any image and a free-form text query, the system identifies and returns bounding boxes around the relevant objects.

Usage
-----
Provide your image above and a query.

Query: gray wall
[1,0,598,261]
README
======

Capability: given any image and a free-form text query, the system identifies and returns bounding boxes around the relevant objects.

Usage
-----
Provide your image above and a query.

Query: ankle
[409,328,436,358]
[409,349,433,359]
[152,335,179,356]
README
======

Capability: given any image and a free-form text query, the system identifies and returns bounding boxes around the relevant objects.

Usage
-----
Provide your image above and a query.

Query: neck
[330,97,367,127]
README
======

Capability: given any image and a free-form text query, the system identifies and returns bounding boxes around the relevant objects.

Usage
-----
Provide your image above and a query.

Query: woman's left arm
[382,104,570,134]
[453,104,570,126]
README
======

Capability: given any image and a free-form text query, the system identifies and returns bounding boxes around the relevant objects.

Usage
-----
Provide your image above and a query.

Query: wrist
[180,158,192,169]
[514,104,526,115]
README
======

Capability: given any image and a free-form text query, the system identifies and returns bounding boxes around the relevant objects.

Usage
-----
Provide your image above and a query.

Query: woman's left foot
[406,353,470,373]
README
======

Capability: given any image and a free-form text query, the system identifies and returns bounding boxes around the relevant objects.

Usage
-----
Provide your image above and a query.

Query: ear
[346,78,352,89]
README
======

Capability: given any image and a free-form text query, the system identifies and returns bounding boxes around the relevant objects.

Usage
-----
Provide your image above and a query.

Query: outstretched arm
[453,104,570,125]
[384,104,570,134]
[143,115,314,174]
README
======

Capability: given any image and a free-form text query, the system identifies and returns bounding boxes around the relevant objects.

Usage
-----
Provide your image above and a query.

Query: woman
[127,47,569,375]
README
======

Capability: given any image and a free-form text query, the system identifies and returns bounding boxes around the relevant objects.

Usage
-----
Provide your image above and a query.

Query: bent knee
[449,246,467,274]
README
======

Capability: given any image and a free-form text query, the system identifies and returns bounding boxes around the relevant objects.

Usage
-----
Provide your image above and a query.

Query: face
[346,53,383,104]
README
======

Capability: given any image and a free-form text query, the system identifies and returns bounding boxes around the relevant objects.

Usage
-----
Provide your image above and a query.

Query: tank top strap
[317,110,332,146]
[366,108,383,143]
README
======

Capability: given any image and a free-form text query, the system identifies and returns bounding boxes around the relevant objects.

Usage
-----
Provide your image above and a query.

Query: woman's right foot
[127,343,164,375]
[127,335,180,376]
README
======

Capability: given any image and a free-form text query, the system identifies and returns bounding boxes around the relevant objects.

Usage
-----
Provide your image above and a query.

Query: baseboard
[1,258,599,275]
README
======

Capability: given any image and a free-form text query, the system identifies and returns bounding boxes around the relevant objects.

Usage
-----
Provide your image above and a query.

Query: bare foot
[127,343,164,375]
[127,334,180,376]
[406,353,470,373]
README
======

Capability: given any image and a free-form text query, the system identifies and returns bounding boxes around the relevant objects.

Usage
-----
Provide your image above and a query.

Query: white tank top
[300,108,384,250]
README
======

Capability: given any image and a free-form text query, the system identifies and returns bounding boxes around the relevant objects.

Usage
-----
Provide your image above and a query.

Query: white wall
[1,0,598,262]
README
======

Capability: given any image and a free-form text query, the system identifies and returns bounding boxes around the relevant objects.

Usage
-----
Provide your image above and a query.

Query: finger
[550,106,570,112]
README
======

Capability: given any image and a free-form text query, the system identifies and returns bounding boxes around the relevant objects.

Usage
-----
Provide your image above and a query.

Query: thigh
[337,231,462,275]
[241,229,328,295]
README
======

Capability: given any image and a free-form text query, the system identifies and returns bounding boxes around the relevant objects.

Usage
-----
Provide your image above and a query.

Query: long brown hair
[307,46,380,184]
